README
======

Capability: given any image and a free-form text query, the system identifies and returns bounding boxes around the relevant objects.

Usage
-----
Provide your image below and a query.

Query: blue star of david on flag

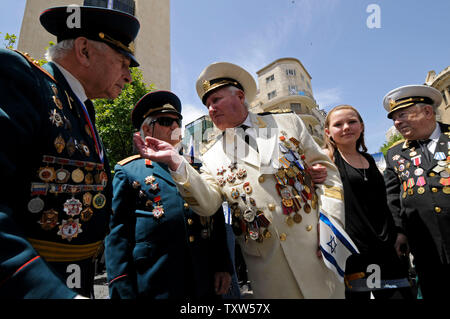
[319,212,359,282]
[327,235,337,254]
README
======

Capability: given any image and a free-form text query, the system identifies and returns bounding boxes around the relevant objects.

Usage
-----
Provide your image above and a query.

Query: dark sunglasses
[150,117,182,127]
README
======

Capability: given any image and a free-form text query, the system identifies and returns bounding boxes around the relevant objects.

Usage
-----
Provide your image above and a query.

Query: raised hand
[133,133,182,171]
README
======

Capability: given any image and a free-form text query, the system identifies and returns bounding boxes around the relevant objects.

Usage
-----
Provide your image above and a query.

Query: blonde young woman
[324,105,413,299]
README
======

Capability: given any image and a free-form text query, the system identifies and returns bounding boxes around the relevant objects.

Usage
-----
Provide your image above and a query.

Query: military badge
[243,182,252,194]
[49,109,64,127]
[84,172,94,185]
[55,168,70,183]
[38,209,59,231]
[93,193,106,209]
[58,218,82,241]
[64,197,83,217]
[54,134,65,154]
[145,175,156,185]
[231,188,240,199]
[152,206,164,219]
[28,197,45,214]
[132,180,141,189]
[38,166,56,182]
[80,207,94,222]
[83,192,93,206]
[243,209,256,222]
[66,138,76,156]
[53,95,63,110]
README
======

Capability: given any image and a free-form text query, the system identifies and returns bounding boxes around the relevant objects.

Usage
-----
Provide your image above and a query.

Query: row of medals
[27,87,106,241]
[393,144,450,198]
[217,131,318,243]
[131,168,213,240]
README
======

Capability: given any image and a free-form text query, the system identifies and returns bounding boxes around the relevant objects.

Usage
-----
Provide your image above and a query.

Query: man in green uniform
[105,91,233,299]
[0,5,140,298]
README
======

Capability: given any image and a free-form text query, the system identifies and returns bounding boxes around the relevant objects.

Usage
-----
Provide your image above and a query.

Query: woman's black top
[334,150,398,257]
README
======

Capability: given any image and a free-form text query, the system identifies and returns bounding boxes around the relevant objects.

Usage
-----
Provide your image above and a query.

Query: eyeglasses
[150,117,182,127]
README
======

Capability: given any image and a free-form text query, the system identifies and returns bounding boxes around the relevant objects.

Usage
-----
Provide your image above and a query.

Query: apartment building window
[286,69,296,76]
[266,74,275,83]
[290,103,302,113]
[288,85,298,95]
[268,90,277,100]
[84,0,135,15]
[300,73,305,81]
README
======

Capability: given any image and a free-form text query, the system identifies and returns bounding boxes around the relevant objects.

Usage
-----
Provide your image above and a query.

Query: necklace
[358,154,368,182]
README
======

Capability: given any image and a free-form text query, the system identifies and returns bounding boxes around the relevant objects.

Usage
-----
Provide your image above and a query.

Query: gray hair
[415,102,436,115]
[140,116,155,138]
[226,85,250,109]
[44,39,108,62]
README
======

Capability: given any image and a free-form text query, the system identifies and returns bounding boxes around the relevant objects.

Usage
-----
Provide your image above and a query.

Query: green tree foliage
[94,68,154,169]
[379,133,404,156]
[1,32,17,49]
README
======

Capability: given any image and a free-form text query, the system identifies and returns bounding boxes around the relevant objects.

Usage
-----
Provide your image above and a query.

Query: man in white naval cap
[134,61,346,298]
[383,84,450,299]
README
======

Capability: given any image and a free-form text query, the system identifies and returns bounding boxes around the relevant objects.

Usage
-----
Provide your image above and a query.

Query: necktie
[239,124,258,152]
[418,139,431,165]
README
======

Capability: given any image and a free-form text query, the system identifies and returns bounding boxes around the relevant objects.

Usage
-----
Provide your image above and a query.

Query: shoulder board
[388,139,405,149]
[117,155,141,166]
[257,110,293,116]
[14,50,56,83]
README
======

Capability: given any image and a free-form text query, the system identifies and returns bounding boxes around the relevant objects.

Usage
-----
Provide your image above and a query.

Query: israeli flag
[188,135,195,164]
[319,211,359,282]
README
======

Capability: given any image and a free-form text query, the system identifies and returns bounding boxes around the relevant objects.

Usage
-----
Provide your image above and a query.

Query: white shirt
[52,61,88,104]
[426,123,441,154]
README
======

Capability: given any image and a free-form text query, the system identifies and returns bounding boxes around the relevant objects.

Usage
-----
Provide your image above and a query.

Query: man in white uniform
[134,62,345,298]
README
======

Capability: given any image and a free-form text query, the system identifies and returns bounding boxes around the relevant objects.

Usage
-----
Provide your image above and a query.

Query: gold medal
[71,168,84,183]
[407,188,414,196]
[443,186,450,194]
[402,191,407,199]
[417,187,425,195]
[293,213,302,224]
[303,203,311,214]
[285,216,294,226]
[263,229,272,239]
[93,193,106,209]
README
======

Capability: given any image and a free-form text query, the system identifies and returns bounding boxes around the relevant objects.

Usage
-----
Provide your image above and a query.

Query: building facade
[425,66,450,124]
[251,57,326,146]
[17,0,170,90]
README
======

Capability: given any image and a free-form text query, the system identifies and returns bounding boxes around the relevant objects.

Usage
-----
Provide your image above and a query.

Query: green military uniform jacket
[105,156,233,299]
[0,49,111,298]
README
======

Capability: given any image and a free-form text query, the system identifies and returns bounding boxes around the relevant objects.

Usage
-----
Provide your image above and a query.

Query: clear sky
[1,0,449,153]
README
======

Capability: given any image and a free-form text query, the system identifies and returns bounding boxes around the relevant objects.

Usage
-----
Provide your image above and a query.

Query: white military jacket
[172,111,345,298]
